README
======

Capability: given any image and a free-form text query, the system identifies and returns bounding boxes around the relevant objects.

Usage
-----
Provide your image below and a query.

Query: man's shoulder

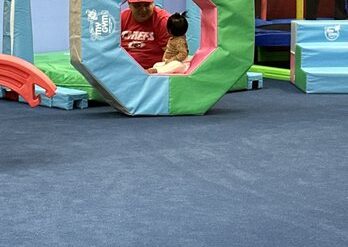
[121,8,131,14]
[121,8,131,18]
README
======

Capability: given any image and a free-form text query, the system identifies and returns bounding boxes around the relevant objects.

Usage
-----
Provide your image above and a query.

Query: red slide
[0,54,56,107]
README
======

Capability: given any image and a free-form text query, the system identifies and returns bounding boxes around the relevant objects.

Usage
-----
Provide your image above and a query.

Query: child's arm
[175,45,188,62]
[165,39,188,63]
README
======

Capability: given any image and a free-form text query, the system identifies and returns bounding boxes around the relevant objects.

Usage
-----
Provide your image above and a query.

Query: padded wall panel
[2,0,34,63]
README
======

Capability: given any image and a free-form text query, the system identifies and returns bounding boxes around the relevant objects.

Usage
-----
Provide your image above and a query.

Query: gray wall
[0,0,3,52]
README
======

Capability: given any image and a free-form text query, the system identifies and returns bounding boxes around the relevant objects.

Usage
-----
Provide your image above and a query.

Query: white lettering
[95,22,102,36]
[147,32,154,41]
[138,32,146,41]
[101,15,110,33]
[122,31,155,41]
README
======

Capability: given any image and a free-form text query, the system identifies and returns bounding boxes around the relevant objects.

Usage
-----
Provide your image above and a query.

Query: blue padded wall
[186,0,201,55]
[31,0,69,52]
[0,1,3,52]
[160,0,185,13]
[2,0,34,63]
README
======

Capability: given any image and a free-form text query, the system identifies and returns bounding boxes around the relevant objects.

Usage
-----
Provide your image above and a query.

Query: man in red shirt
[121,0,171,69]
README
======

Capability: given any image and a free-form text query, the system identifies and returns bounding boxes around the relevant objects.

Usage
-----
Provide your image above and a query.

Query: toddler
[148,12,190,74]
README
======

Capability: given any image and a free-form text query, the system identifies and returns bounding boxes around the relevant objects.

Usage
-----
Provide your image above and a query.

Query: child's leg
[153,62,165,69]
[147,62,165,74]
[155,61,187,74]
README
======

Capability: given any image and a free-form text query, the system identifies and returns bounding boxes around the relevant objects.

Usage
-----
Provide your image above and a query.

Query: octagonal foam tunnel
[70,0,254,115]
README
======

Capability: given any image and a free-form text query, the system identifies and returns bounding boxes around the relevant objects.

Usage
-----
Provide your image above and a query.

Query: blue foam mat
[247,72,263,90]
[19,86,89,110]
[256,31,291,47]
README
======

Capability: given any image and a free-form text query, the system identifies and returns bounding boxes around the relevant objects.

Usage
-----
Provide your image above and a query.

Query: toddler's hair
[167,11,188,36]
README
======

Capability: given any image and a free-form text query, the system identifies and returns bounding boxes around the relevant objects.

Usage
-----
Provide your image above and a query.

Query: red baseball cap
[128,0,154,3]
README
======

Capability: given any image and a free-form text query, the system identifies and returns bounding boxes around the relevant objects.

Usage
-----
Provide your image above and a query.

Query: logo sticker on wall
[324,25,341,41]
[86,9,115,41]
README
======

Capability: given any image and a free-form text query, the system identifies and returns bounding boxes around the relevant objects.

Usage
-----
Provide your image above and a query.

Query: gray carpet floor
[0,79,347,247]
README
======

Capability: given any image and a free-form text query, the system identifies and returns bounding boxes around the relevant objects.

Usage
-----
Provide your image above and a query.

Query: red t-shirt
[121,7,170,69]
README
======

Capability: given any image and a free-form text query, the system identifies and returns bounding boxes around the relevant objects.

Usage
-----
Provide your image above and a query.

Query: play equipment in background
[253,0,296,81]
[70,0,254,115]
[0,0,98,107]
[252,0,348,81]
[247,72,263,90]
[1,0,201,102]
[1,0,254,114]
[0,0,56,107]
[2,0,346,103]
[31,0,198,102]
[0,0,90,110]
[259,0,342,20]
[2,0,34,63]
[0,54,56,107]
[18,86,88,110]
[291,20,348,93]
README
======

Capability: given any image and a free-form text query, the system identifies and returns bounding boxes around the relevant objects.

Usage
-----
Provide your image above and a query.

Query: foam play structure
[252,0,348,81]
[2,0,199,102]
[1,0,100,105]
[291,20,348,93]
[70,0,254,115]
[1,0,254,115]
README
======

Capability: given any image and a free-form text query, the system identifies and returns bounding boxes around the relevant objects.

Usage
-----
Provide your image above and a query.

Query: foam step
[247,72,263,90]
[301,67,348,93]
[19,86,88,110]
[298,42,348,68]
[291,20,348,52]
